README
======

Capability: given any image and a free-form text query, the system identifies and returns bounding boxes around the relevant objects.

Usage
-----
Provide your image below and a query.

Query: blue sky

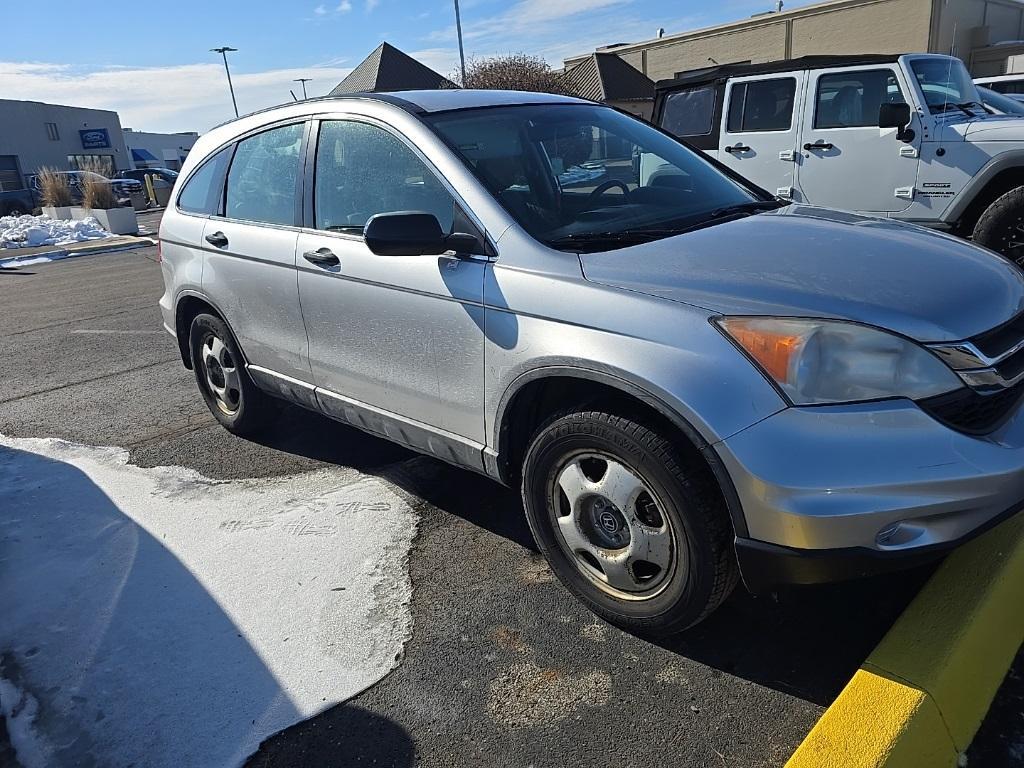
[0,0,815,133]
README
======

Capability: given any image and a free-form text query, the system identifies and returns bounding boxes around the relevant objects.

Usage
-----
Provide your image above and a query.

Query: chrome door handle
[803,141,834,151]
[303,247,340,268]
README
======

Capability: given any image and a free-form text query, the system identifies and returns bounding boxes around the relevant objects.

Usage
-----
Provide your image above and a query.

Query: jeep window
[314,120,455,234]
[727,78,796,132]
[426,103,776,252]
[661,87,715,137]
[815,70,905,128]
[178,146,232,215]
[225,123,304,226]
[909,58,983,113]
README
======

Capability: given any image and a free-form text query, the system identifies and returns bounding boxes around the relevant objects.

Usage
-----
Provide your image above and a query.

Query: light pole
[453,0,467,86]
[211,46,239,118]
[294,78,312,100]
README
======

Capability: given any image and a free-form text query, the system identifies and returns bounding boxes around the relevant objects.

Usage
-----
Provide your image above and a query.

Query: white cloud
[337,0,352,10]
[366,0,380,11]
[314,3,328,14]
[0,61,353,134]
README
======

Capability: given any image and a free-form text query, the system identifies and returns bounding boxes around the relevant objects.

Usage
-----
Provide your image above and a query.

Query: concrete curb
[0,237,156,268]
[786,512,1024,768]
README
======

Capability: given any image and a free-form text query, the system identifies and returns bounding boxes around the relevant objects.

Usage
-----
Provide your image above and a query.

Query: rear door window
[726,77,797,132]
[177,147,232,215]
[224,123,304,226]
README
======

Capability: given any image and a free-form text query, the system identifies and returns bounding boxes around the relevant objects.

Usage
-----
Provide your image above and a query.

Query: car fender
[943,148,1024,223]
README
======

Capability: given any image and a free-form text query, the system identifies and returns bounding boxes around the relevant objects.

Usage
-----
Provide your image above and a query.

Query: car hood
[964,115,1024,141]
[580,205,1024,343]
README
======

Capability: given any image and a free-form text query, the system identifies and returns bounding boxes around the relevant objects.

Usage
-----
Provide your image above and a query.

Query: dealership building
[564,0,1024,84]
[0,99,198,193]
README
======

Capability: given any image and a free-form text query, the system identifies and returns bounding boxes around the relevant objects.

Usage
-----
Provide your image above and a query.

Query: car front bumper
[714,398,1024,591]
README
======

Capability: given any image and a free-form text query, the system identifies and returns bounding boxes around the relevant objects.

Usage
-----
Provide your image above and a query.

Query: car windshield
[979,86,1024,115]
[910,57,983,113]
[425,103,774,252]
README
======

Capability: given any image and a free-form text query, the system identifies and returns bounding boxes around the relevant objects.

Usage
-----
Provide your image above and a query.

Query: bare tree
[453,53,577,95]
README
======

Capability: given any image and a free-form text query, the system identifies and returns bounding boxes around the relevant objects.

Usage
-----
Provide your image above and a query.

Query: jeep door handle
[303,247,340,268]
[803,141,834,151]
[205,231,229,248]
[724,144,751,154]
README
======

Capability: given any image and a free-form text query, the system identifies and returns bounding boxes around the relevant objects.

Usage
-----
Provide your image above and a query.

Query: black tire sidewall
[188,314,259,433]
[522,413,724,632]
[974,187,1024,266]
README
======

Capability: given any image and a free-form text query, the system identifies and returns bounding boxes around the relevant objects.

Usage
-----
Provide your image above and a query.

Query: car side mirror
[878,103,914,143]
[363,211,481,257]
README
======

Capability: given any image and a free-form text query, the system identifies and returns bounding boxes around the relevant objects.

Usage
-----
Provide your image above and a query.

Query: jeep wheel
[973,186,1024,267]
[521,410,738,636]
[189,313,276,436]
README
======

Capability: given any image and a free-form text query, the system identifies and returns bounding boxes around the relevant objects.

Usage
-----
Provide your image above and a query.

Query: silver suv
[159,90,1024,634]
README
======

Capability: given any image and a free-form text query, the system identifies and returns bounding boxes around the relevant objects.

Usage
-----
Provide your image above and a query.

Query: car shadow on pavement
[250,407,930,707]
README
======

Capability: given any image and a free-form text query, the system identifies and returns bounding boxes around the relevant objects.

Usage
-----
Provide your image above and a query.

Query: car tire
[973,185,1024,267]
[521,410,738,636]
[188,313,276,436]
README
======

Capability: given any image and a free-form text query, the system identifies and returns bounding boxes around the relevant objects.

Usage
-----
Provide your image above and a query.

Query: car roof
[655,53,903,92]
[212,88,590,130]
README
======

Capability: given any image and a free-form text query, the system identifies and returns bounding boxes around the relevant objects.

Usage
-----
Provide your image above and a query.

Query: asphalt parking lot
[1,235,1020,767]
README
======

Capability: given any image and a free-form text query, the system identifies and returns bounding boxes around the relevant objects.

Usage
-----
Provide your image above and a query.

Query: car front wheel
[973,185,1024,267]
[521,410,738,636]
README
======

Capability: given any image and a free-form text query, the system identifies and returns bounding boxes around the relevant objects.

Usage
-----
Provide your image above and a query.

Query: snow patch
[0,434,419,768]
[0,214,112,249]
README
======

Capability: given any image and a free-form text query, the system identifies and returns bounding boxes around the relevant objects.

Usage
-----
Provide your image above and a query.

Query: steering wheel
[587,179,629,202]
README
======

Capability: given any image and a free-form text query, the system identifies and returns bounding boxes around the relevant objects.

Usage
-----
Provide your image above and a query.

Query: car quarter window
[314,120,455,233]
[726,77,797,132]
[815,69,905,128]
[661,86,715,137]
[177,146,233,215]
[224,122,304,226]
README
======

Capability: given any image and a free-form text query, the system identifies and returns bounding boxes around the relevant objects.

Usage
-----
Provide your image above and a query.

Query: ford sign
[80,128,111,149]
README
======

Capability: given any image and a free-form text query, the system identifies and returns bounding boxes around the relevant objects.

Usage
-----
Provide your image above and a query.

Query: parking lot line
[786,512,1024,767]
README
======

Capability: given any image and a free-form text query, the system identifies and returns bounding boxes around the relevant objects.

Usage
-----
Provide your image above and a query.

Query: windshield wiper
[706,199,786,221]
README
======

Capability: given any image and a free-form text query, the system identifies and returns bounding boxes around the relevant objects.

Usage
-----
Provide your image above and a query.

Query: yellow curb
[786,512,1024,768]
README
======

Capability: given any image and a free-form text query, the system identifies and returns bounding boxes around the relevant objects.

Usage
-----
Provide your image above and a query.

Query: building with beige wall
[564,0,1024,83]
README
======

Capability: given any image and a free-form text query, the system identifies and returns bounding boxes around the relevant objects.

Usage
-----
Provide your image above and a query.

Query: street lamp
[453,0,467,86]
[211,46,239,118]
[293,78,312,100]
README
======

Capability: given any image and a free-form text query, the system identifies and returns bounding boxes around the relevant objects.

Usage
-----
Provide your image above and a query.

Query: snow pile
[0,434,419,768]
[0,214,112,249]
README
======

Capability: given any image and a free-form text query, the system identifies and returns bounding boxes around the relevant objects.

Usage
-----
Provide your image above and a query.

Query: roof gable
[329,42,456,95]
[567,53,655,102]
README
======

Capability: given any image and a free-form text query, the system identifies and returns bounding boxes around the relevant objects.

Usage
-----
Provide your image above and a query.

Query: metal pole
[294,78,312,100]
[453,0,467,85]
[211,46,239,117]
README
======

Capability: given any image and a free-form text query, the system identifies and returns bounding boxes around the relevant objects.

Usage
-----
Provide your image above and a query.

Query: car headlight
[715,317,963,405]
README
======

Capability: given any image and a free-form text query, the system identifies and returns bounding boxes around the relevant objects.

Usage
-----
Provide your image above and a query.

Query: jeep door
[717,73,805,201]
[797,66,919,212]
[295,117,486,459]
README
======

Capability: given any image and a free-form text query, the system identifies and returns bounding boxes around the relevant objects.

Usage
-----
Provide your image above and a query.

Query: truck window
[815,70,905,129]
[661,87,715,137]
[726,78,796,132]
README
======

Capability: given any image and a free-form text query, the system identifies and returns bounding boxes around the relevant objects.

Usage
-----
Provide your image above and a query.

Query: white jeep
[651,53,1024,263]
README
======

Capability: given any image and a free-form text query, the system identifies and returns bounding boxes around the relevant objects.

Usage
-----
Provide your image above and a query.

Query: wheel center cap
[598,509,620,534]
[583,497,630,550]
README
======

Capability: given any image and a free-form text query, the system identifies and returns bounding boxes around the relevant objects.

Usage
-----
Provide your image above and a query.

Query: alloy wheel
[201,333,241,415]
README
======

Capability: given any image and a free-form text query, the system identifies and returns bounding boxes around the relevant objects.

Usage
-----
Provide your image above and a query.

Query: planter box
[42,206,73,221]
[91,206,139,235]
[70,206,88,221]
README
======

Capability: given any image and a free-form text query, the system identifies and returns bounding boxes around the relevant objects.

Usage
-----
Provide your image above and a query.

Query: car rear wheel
[973,186,1024,267]
[188,313,276,436]
[521,410,738,636]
